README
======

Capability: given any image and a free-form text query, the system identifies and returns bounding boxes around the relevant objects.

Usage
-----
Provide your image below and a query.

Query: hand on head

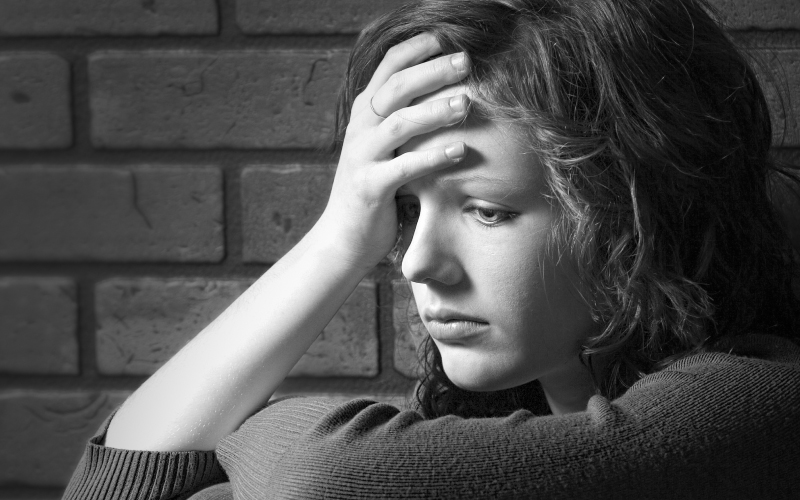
[319,34,472,271]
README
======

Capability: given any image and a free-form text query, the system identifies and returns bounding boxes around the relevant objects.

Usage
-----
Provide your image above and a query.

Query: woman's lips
[425,319,489,342]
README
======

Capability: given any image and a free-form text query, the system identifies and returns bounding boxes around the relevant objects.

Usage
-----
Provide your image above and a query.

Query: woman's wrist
[307,211,390,275]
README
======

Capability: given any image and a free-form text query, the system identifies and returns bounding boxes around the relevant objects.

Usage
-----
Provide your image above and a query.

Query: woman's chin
[442,357,528,393]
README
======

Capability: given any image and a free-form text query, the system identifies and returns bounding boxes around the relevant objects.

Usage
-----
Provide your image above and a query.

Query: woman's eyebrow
[433,173,519,189]
[435,174,533,201]
[397,173,529,197]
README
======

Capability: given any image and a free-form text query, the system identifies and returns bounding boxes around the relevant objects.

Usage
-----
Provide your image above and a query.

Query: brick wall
[0,0,798,498]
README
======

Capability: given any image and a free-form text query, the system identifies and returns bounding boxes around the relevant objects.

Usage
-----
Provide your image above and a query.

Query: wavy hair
[334,0,800,417]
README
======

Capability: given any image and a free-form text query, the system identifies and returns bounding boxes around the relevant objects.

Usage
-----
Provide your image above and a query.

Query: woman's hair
[334,0,800,417]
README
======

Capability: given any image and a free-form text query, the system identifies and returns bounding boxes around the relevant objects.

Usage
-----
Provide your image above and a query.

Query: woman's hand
[318,33,471,271]
[102,34,472,454]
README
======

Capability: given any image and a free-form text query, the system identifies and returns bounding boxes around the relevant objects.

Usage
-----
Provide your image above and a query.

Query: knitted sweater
[63,334,800,499]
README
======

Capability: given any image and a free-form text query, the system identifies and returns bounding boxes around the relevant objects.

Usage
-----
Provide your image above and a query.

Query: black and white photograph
[1,0,799,498]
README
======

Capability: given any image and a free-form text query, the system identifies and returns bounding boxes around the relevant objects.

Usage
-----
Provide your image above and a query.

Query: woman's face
[396,91,596,394]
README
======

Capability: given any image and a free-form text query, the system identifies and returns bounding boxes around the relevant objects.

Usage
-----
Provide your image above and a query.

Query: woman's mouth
[425,319,489,342]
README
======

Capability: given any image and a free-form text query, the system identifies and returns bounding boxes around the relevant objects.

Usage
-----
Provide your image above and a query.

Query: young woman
[65,0,800,498]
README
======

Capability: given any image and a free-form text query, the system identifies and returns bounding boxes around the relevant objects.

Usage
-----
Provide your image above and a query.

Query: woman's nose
[401,212,464,286]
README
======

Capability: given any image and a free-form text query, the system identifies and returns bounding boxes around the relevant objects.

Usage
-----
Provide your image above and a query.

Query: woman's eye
[468,206,515,226]
[396,198,420,224]
[395,197,515,227]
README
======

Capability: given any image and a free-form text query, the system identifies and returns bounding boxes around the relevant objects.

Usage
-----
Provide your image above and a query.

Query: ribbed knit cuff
[63,408,227,500]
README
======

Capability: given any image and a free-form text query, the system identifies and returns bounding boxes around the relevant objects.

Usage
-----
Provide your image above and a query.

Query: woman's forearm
[103,33,468,453]
[104,219,370,452]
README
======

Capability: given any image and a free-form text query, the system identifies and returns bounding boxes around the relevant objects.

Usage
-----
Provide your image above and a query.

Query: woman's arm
[103,221,369,452]
[216,342,800,499]
[104,33,471,452]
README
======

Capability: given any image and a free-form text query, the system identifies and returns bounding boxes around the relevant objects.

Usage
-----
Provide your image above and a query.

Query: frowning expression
[396,96,596,394]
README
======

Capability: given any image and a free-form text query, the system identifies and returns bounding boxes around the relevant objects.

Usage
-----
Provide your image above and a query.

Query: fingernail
[449,95,467,112]
[445,143,465,161]
[451,52,467,70]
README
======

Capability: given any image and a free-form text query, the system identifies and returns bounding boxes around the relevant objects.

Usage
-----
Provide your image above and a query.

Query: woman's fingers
[364,94,470,155]
[370,52,470,119]
[363,33,443,98]
[379,142,467,191]
[323,34,473,269]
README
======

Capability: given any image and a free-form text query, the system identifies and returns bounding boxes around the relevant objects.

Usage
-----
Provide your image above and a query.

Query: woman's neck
[539,357,599,415]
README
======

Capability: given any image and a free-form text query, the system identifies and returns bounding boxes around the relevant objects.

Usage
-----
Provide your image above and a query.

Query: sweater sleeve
[63,408,227,500]
[216,346,800,500]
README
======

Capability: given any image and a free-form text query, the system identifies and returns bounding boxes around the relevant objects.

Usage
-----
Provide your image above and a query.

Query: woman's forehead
[397,111,526,160]
[396,116,543,196]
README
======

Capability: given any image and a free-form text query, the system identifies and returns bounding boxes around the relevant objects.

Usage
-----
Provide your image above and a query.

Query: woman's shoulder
[653,332,800,380]
[691,332,800,365]
[618,332,800,421]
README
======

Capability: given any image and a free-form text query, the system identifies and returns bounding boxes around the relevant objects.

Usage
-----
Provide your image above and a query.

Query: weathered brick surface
[96,278,252,375]
[289,280,378,377]
[0,390,129,487]
[241,165,335,263]
[709,0,800,30]
[0,54,71,150]
[752,49,800,148]
[89,50,348,149]
[0,166,223,262]
[392,279,426,379]
[0,0,218,37]
[236,0,410,35]
[0,278,78,375]
[96,278,378,377]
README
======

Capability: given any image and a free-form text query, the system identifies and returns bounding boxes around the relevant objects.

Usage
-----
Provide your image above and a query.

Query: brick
[0,166,223,262]
[0,278,78,375]
[89,50,348,149]
[752,49,800,148]
[0,390,129,487]
[392,279,427,379]
[0,54,71,150]
[709,0,800,30]
[236,0,410,35]
[0,0,217,36]
[96,278,251,375]
[241,165,335,263]
[96,278,378,377]
[289,280,378,377]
